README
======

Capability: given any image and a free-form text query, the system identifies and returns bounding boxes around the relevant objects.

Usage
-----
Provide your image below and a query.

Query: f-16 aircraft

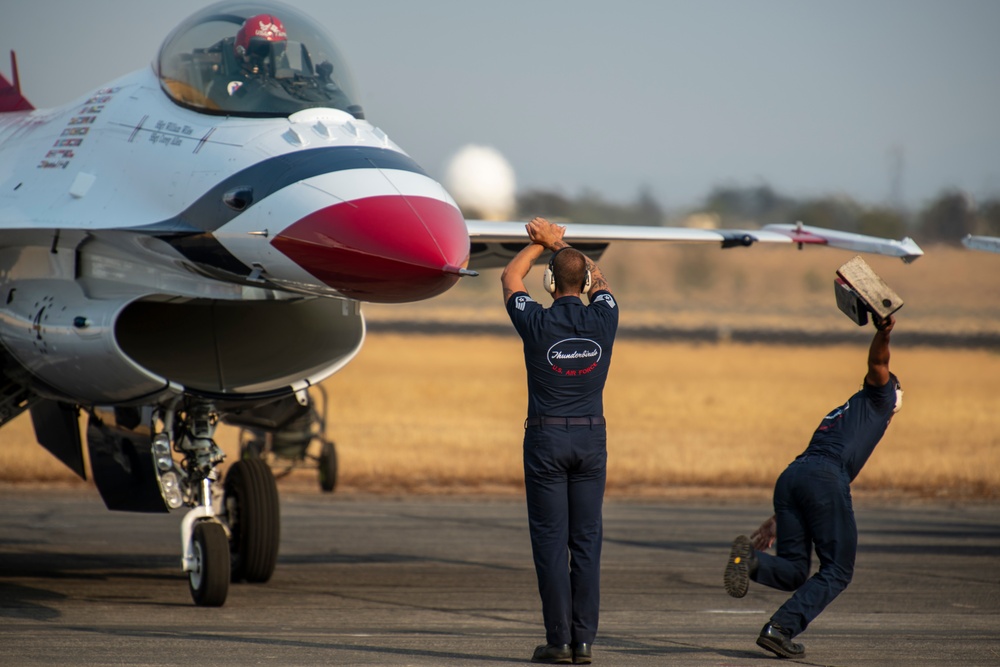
[0,1,923,607]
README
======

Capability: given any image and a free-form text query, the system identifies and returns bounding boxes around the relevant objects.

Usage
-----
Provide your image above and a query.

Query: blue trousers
[753,455,857,638]
[523,424,607,646]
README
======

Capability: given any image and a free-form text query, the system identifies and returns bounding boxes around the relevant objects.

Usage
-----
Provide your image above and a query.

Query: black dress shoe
[572,642,592,664]
[531,643,572,664]
[724,535,757,598]
[756,622,805,659]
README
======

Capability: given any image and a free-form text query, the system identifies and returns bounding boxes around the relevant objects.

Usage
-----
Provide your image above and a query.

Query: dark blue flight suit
[753,373,899,638]
[507,290,619,648]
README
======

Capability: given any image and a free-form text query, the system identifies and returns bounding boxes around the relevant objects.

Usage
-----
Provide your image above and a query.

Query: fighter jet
[0,1,923,606]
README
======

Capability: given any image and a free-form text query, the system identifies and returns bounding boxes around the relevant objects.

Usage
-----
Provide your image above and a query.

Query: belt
[795,452,842,464]
[524,416,606,428]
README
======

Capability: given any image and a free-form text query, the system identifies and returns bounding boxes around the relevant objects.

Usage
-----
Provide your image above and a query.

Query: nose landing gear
[165,400,281,606]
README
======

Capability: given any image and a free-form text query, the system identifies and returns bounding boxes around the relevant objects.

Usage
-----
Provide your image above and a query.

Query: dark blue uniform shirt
[803,372,899,481]
[506,290,619,418]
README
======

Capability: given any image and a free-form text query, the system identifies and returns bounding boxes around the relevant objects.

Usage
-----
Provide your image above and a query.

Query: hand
[750,516,776,551]
[525,216,566,250]
[874,314,895,332]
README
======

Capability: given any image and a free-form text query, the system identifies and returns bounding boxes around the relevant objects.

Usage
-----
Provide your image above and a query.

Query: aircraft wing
[465,219,924,270]
[962,234,1000,253]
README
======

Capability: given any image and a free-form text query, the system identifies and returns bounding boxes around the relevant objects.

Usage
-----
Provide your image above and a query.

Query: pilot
[723,314,901,660]
[501,217,619,665]
[234,13,289,80]
[204,13,290,109]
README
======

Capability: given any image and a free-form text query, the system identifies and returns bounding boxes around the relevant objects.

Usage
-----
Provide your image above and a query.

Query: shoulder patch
[514,295,535,311]
[594,293,616,309]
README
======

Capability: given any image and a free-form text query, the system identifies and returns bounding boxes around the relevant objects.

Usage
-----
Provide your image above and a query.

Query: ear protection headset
[543,247,592,294]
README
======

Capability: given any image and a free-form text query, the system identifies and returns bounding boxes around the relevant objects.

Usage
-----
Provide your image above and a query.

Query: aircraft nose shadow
[0,581,64,621]
[0,551,181,618]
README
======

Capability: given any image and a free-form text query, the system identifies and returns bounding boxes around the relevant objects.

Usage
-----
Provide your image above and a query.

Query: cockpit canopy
[157,1,363,118]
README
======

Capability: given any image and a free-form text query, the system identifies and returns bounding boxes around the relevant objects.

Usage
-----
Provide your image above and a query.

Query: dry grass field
[319,334,1000,499]
[0,243,997,499]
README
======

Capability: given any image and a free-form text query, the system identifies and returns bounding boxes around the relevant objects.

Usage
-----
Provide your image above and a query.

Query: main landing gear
[234,386,338,493]
[154,400,280,606]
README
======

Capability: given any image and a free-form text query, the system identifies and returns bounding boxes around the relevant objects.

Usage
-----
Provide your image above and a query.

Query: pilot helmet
[235,13,288,62]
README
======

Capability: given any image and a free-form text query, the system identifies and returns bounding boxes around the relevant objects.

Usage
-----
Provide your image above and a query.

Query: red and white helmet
[235,14,287,58]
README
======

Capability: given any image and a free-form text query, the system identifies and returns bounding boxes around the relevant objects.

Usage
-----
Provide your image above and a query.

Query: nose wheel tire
[224,458,280,583]
[188,521,230,607]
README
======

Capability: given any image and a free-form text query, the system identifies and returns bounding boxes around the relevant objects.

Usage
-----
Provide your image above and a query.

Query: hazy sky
[2,1,998,212]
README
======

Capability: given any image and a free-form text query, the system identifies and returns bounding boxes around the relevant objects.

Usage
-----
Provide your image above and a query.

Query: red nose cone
[272,195,470,303]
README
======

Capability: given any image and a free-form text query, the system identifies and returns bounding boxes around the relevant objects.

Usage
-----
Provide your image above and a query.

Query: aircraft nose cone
[272,193,470,303]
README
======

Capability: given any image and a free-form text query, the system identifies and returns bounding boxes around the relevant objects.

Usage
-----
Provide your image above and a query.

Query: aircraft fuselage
[0,66,470,405]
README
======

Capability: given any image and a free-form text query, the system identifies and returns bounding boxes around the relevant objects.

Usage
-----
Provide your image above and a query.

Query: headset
[543,247,592,295]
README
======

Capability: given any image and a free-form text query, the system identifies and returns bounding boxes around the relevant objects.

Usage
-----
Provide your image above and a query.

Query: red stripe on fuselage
[272,194,470,303]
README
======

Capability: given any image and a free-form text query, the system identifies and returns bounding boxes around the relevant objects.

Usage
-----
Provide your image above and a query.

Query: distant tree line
[513,185,1000,245]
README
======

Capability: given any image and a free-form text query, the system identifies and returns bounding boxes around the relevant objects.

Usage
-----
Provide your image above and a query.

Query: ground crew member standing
[501,216,619,665]
[724,314,901,659]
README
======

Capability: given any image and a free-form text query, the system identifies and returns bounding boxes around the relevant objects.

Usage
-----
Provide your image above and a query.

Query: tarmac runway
[1,485,997,666]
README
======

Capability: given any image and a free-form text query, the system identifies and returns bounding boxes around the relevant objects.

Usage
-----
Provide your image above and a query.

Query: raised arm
[584,255,612,300]
[500,217,566,304]
[864,314,895,388]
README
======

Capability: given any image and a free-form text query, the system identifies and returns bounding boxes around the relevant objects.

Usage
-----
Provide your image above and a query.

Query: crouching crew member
[725,315,901,659]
